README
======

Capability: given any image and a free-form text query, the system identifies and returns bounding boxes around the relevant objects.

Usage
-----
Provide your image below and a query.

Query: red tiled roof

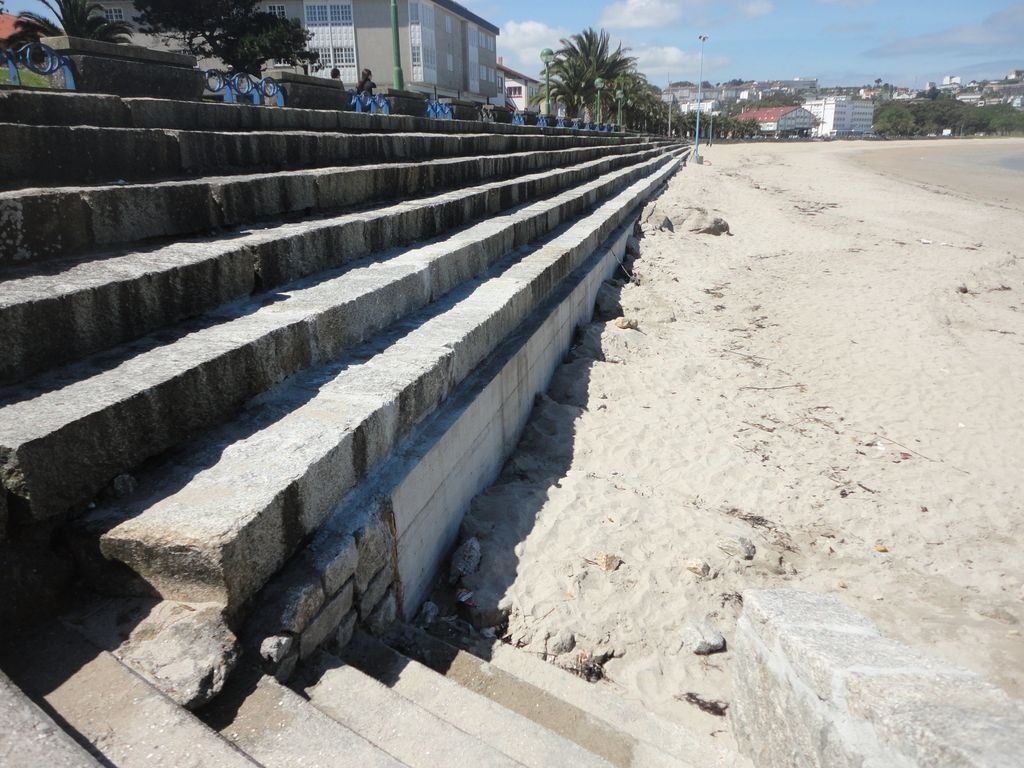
[736,106,799,122]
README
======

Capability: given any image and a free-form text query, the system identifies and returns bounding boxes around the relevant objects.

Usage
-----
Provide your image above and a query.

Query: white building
[677,100,718,114]
[736,106,816,136]
[803,95,875,138]
[98,0,499,100]
[494,59,539,112]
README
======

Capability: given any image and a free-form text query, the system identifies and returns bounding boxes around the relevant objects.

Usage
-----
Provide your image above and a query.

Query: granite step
[300,650,526,768]
[342,630,615,768]
[0,88,664,138]
[0,121,651,186]
[0,146,669,388]
[74,156,678,617]
[0,153,674,523]
[385,625,686,768]
[0,669,102,768]
[0,621,257,768]
[201,661,409,768]
[1,142,663,265]
[484,638,742,768]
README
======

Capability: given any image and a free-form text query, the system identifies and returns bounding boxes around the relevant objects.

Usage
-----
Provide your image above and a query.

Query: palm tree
[9,0,132,46]
[539,27,636,121]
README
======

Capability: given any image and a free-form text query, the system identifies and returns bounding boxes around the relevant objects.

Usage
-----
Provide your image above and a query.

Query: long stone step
[0,153,674,522]
[1,142,662,265]
[76,156,678,617]
[0,668,102,768]
[0,88,665,139]
[0,621,257,768]
[485,639,743,768]
[0,145,665,387]
[342,629,615,768]
[385,625,686,768]
[201,662,409,768]
[301,650,525,768]
[0,122,650,186]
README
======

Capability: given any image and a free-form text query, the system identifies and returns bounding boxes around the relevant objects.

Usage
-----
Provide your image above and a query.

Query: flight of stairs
[0,87,716,766]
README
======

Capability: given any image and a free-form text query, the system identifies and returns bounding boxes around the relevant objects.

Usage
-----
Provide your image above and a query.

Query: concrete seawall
[732,589,1024,767]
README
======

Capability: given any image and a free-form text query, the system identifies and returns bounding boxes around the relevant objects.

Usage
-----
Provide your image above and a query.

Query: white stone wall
[732,589,1024,767]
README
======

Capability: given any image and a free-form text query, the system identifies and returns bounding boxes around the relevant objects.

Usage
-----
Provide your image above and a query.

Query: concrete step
[0,153,675,522]
[0,621,257,768]
[1,142,663,265]
[0,669,102,768]
[0,146,668,387]
[385,625,686,768]
[73,155,678,619]
[201,662,409,768]
[0,88,663,139]
[484,638,740,768]
[342,629,615,768]
[0,122,651,186]
[300,650,525,768]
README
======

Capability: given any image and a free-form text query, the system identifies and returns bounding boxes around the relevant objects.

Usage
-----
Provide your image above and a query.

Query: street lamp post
[694,34,708,163]
[594,77,604,126]
[390,0,405,90]
[616,88,624,129]
[540,47,555,117]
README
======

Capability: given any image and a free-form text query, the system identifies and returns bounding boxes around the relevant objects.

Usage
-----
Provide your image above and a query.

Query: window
[447,52,453,71]
[266,4,286,16]
[103,7,124,21]
[507,85,522,98]
[409,2,419,23]
[305,3,356,80]
[445,15,452,34]
[306,4,329,24]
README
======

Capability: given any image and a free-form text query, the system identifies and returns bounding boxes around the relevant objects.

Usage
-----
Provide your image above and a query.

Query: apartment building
[803,95,875,138]
[97,0,498,100]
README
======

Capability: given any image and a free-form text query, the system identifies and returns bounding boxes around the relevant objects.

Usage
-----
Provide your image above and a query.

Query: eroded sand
[446,138,1024,755]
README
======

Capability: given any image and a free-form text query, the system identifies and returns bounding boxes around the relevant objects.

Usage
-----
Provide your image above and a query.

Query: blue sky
[472,0,1024,87]
[9,0,1024,88]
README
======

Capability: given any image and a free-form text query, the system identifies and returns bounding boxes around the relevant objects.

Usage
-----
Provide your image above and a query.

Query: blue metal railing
[2,42,76,89]
[425,97,452,120]
[205,70,285,106]
[352,90,391,114]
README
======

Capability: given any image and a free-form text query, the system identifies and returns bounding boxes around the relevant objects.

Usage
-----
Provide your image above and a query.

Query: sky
[470,0,1024,88]
[8,0,1024,88]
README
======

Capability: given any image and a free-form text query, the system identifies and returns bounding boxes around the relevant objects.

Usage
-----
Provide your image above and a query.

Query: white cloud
[631,45,698,85]
[740,0,773,17]
[600,0,685,30]
[499,20,569,76]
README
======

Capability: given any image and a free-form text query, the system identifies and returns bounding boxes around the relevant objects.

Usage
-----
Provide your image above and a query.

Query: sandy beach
[443,137,1024,754]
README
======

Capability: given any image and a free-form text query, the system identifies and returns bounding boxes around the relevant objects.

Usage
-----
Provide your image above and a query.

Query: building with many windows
[97,0,498,101]
[736,106,816,137]
[802,95,875,137]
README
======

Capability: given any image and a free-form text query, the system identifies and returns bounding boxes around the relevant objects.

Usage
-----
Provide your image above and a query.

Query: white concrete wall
[392,225,634,618]
[732,589,1024,768]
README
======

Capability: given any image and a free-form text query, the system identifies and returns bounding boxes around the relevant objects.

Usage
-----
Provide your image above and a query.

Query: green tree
[9,0,132,46]
[540,27,636,121]
[872,103,915,136]
[131,0,316,74]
